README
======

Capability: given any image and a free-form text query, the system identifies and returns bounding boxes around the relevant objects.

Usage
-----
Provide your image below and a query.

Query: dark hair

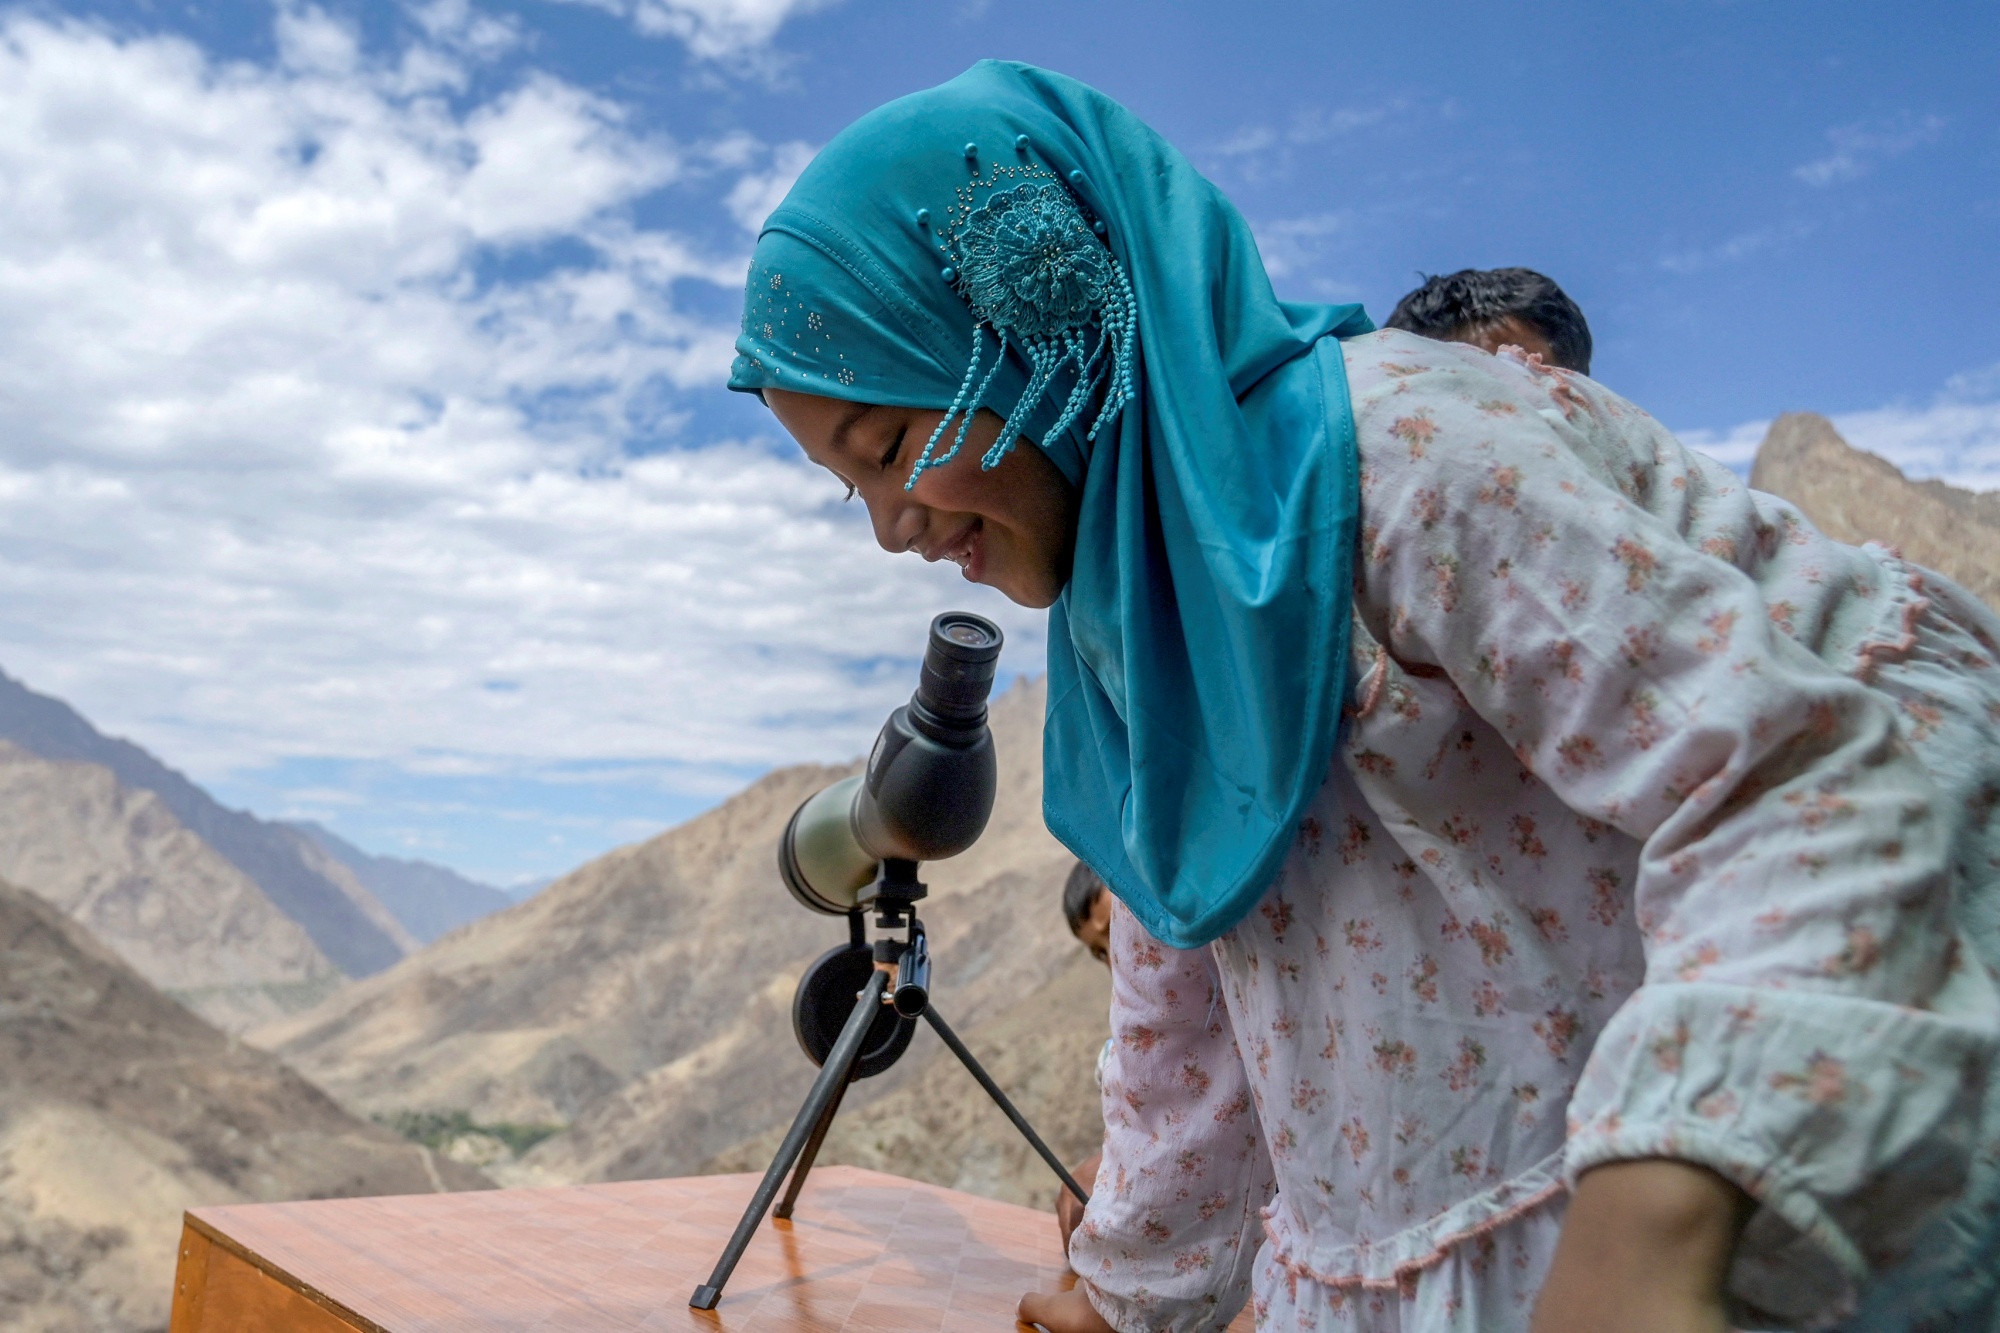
[1385,268,1592,376]
[1062,860,1108,935]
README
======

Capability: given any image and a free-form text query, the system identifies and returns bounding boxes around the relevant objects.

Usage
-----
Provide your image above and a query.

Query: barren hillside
[257,678,1103,1193]
[0,741,339,1031]
[0,878,485,1333]
[1751,411,2000,609]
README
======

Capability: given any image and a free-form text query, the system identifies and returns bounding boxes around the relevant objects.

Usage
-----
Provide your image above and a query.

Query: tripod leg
[920,1006,1091,1206]
[773,1072,849,1220]
[689,969,888,1311]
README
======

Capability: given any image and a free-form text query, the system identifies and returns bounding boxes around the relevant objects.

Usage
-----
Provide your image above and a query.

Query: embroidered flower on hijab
[956,182,1114,340]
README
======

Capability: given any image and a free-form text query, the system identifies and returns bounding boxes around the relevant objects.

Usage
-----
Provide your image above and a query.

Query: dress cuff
[1563,979,1995,1328]
[1082,1277,1249,1333]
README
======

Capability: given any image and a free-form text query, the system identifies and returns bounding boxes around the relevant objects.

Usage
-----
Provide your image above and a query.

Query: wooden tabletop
[171,1166,1254,1332]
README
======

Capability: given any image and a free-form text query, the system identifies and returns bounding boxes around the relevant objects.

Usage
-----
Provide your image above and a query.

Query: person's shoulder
[1341,327,1456,386]
[1339,327,1531,407]
[1341,330,1541,470]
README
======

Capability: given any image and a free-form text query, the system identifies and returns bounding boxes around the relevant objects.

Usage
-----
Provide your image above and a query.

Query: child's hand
[1018,1285,1115,1332]
[1531,1158,1753,1333]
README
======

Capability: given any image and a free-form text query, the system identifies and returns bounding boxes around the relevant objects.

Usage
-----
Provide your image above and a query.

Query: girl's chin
[987,572,1060,610]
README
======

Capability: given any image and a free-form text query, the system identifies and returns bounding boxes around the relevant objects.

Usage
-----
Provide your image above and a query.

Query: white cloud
[0,10,1042,798]
[1794,113,1946,188]
[1672,419,1769,474]
[546,0,829,60]
[1658,219,1816,275]
[409,0,524,60]
[723,139,815,233]
[1204,102,1397,185]
[1821,391,2000,493]
[1249,212,1349,283]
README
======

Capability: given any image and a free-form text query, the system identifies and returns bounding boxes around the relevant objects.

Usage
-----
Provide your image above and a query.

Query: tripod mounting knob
[892,930,931,1018]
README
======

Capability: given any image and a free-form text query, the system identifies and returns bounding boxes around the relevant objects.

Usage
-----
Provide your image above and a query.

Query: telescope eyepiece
[916,611,1003,726]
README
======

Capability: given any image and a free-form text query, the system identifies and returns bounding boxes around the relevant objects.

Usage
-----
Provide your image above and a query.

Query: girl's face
[765,388,1080,609]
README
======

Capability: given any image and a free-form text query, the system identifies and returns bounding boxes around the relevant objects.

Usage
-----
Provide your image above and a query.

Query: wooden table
[168,1165,1256,1331]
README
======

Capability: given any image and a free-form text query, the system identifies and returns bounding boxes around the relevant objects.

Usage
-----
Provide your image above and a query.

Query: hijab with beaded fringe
[730,61,1373,949]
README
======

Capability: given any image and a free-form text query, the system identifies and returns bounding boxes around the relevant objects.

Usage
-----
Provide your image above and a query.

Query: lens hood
[777,775,878,914]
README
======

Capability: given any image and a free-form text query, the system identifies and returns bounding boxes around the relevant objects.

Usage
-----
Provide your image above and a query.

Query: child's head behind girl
[1062,861,1111,966]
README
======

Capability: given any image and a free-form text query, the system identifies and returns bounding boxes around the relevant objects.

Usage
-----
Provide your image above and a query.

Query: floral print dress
[1067,330,2000,1333]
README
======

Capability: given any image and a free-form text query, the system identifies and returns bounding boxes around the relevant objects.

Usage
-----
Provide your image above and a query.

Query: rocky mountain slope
[258,677,1107,1196]
[1751,411,2000,608]
[0,877,486,1333]
[0,741,338,1031]
[0,668,412,977]
[288,821,512,945]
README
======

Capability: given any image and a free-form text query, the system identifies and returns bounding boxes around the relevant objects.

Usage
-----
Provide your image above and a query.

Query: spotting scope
[689,608,1090,1314]
[778,611,1002,915]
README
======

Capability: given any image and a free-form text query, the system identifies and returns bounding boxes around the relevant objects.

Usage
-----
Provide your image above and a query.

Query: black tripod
[689,859,1091,1311]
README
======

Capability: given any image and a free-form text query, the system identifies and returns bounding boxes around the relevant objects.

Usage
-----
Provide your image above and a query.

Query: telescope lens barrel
[917,612,1003,724]
[778,775,878,914]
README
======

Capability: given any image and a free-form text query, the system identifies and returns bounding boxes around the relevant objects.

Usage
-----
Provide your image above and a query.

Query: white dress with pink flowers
[1067,330,2000,1333]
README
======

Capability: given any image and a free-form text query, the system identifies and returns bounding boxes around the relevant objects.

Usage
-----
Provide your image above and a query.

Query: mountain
[0,740,338,1031]
[256,677,1109,1199]
[0,877,487,1333]
[1751,412,2000,610]
[0,669,411,977]
[287,821,512,945]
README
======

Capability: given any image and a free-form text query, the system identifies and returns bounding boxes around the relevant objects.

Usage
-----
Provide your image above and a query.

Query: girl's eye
[880,425,906,472]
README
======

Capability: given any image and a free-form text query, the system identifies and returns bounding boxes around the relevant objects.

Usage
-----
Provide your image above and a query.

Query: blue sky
[1,0,1994,885]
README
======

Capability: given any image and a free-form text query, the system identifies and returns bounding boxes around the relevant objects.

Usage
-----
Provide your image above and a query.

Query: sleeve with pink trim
[1068,901,1274,1333]
[1348,341,2000,1327]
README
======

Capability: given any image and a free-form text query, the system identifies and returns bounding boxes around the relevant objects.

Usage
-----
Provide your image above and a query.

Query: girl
[728,63,2000,1333]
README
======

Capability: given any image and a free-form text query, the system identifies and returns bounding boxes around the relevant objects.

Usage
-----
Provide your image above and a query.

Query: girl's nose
[868,490,924,556]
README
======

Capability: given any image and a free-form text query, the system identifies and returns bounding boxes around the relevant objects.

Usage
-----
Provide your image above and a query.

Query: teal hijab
[730,61,1372,948]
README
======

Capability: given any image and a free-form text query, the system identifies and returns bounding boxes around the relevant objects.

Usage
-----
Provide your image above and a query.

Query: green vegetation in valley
[379,1109,564,1158]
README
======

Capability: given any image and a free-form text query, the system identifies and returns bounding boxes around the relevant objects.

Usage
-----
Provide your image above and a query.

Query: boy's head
[1063,861,1113,965]
[1385,268,1593,376]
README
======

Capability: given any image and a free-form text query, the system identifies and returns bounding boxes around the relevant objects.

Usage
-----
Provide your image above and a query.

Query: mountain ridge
[0,667,409,976]
[288,819,512,945]
[0,739,340,1030]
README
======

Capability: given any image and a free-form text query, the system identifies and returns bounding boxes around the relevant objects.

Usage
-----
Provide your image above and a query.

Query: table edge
[183,1210,389,1333]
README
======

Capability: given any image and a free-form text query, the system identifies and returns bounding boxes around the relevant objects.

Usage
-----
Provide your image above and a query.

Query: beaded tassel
[909,327,1011,483]
[904,169,1139,490]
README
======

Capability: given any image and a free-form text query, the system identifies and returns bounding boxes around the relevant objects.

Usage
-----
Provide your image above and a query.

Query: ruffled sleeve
[1347,336,2000,1327]
[1069,901,1274,1332]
